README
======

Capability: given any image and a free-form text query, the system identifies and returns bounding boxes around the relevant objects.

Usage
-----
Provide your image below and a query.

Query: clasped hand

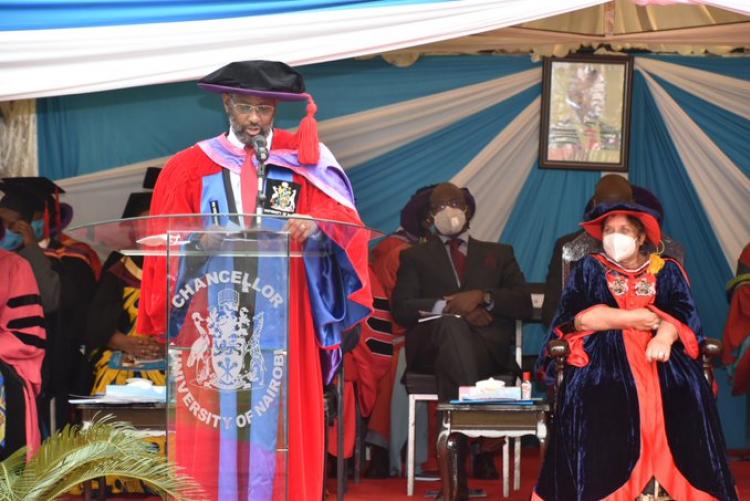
[197,217,318,250]
[285,218,318,242]
[627,308,662,331]
[109,332,165,359]
[628,308,677,363]
[444,290,492,326]
[444,289,483,315]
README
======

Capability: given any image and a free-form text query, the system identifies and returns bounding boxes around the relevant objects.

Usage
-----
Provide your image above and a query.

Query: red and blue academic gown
[722,243,750,395]
[360,234,411,445]
[138,129,371,500]
[0,249,45,459]
[534,254,737,501]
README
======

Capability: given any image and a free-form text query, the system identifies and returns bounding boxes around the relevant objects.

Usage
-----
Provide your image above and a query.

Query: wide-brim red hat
[580,202,662,246]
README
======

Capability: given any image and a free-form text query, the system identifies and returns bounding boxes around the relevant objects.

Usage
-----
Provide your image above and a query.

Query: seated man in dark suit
[392,182,532,400]
[392,183,532,491]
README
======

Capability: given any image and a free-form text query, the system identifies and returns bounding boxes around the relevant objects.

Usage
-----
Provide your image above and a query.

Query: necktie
[448,238,465,282]
[240,150,258,216]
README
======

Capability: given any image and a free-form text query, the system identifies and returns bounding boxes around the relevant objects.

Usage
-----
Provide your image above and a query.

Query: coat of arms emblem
[269,181,297,214]
[187,288,265,390]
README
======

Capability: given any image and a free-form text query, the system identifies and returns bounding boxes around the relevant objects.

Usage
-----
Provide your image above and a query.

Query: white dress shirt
[226,127,273,213]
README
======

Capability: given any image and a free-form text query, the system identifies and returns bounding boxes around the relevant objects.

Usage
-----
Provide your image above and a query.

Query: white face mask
[603,232,637,263]
[433,207,466,236]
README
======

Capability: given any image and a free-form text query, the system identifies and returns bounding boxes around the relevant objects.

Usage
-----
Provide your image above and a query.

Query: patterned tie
[448,238,465,282]
[240,150,258,215]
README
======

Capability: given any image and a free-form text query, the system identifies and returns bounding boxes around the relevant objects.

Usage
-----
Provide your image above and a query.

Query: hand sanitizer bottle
[521,371,532,400]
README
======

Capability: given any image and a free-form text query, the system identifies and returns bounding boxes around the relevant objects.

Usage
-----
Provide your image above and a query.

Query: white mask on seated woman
[603,232,637,263]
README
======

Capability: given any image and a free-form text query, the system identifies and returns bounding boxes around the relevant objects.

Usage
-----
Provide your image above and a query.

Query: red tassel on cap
[295,93,320,165]
[54,190,62,236]
[43,205,50,240]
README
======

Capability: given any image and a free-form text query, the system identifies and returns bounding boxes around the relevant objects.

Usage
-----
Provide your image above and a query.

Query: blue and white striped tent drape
[0,0,612,101]
[37,54,750,447]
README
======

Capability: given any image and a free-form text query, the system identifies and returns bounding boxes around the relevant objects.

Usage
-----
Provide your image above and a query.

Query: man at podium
[138,60,372,500]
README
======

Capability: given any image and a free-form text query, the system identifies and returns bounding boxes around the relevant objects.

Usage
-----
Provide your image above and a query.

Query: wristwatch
[482,290,493,307]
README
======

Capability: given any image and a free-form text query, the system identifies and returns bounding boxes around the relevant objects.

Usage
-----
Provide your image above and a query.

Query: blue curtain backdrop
[37,56,537,179]
[651,75,750,178]
[36,54,750,447]
[629,72,742,446]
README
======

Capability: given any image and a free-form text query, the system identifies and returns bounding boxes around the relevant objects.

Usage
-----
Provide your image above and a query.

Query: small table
[436,402,549,500]
[71,401,167,501]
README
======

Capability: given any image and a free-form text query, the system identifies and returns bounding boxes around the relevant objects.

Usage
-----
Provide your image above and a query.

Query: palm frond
[0,415,203,501]
[0,446,27,500]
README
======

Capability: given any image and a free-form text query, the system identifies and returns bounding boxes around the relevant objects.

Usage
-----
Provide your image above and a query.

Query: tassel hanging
[54,190,62,236]
[295,93,320,165]
[43,205,50,240]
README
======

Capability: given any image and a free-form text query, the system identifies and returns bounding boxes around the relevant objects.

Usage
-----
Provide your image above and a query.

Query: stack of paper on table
[69,378,166,404]
[458,377,522,401]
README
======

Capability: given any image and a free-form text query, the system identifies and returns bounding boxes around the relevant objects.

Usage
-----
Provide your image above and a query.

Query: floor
[60,448,750,500]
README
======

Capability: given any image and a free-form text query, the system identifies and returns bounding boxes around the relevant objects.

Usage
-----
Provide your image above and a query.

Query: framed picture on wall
[539,55,633,172]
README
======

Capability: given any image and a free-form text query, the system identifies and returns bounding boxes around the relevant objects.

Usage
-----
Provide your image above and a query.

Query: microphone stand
[253,139,270,229]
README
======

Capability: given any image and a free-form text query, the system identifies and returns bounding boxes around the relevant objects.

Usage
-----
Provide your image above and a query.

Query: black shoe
[472,452,499,480]
[365,445,390,479]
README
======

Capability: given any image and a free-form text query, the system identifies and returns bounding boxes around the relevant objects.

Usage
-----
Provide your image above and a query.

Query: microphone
[250,135,269,224]
[250,135,269,163]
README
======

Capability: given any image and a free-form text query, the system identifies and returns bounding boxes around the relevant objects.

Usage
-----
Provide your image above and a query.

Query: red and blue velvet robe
[137,129,371,501]
[534,254,737,501]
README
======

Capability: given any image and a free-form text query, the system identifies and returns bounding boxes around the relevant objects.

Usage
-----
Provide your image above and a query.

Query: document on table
[417,311,461,323]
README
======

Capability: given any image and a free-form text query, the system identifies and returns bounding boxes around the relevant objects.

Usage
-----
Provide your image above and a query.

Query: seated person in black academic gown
[85,191,165,396]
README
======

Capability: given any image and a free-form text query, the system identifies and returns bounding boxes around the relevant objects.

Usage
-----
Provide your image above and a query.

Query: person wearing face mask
[541,174,633,328]
[0,234,46,461]
[533,201,737,501]
[0,181,62,314]
[392,183,533,496]
[0,177,98,433]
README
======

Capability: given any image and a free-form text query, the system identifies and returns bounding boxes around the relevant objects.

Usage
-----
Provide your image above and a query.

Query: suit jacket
[392,236,532,368]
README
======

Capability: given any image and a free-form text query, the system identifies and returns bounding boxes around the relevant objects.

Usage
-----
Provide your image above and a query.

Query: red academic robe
[359,235,411,445]
[138,129,371,500]
[0,249,45,458]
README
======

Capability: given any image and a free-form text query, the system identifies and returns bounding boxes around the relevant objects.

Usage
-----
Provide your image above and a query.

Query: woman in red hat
[533,202,737,501]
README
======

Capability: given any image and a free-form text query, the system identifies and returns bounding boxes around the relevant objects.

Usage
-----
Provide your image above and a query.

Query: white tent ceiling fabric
[379,0,750,60]
[0,0,606,101]
[632,0,750,15]
[637,66,750,268]
[383,22,750,60]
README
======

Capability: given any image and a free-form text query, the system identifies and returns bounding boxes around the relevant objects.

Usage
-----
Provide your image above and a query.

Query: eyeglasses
[231,102,275,117]
[431,199,466,212]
